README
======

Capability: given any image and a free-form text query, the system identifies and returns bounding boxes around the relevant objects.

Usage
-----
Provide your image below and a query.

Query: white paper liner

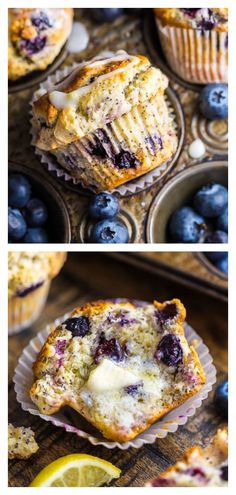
[30,64,179,196]
[13,310,216,450]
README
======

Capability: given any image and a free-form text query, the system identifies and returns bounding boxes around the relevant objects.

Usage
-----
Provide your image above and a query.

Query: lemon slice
[29,454,121,487]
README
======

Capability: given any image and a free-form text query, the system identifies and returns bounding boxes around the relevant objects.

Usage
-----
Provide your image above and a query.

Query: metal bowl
[146,160,228,243]
[9,162,71,243]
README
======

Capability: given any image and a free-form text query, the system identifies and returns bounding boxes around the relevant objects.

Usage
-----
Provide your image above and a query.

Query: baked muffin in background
[146,428,228,486]
[8,8,73,80]
[8,252,66,335]
[32,51,178,192]
[154,8,228,84]
[30,298,205,442]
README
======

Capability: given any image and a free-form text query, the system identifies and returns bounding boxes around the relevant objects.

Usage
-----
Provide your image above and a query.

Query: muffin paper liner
[13,309,216,449]
[30,63,179,196]
[8,281,51,336]
[156,20,228,84]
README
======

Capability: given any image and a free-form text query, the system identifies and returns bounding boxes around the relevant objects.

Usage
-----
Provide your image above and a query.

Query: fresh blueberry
[154,334,183,367]
[216,205,228,233]
[193,183,228,218]
[169,207,206,243]
[89,193,120,220]
[199,84,228,120]
[23,227,48,243]
[214,380,228,418]
[8,174,31,208]
[90,8,124,22]
[205,251,227,262]
[205,230,228,243]
[91,219,129,243]
[8,207,27,241]
[94,337,124,364]
[216,255,228,274]
[24,198,48,227]
[64,316,90,337]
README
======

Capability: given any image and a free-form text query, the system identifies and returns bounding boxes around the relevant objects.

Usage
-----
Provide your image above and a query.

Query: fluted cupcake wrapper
[13,305,216,450]
[30,62,180,195]
[8,281,51,335]
[156,20,228,84]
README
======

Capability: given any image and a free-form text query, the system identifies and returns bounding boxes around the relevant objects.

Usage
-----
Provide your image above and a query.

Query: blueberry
[8,174,31,208]
[169,207,206,243]
[31,11,53,30]
[193,183,228,218]
[199,84,228,120]
[205,251,227,262]
[23,227,48,243]
[90,8,124,23]
[216,205,228,233]
[91,219,129,243]
[8,207,27,241]
[94,337,124,364]
[214,380,228,418]
[155,303,178,327]
[205,230,228,243]
[216,255,228,274]
[125,383,143,395]
[220,466,228,481]
[154,334,183,367]
[20,35,46,55]
[64,316,90,337]
[89,193,120,220]
[24,198,48,227]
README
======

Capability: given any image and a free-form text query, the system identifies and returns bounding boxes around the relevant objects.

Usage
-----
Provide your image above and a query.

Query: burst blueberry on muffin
[8,252,66,334]
[8,424,39,459]
[146,428,228,486]
[8,8,73,80]
[32,51,178,191]
[30,298,205,442]
[154,8,228,83]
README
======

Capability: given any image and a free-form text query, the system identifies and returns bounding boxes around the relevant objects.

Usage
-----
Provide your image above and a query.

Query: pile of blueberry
[88,192,129,243]
[169,183,228,244]
[8,174,49,243]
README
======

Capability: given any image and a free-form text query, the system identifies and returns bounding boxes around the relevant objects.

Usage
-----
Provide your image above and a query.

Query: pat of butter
[86,359,140,393]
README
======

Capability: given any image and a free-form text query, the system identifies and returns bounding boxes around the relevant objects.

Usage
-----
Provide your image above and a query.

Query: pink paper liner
[30,63,179,196]
[13,310,216,450]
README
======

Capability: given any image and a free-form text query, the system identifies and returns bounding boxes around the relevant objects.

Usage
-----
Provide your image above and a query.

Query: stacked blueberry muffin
[146,428,228,486]
[8,8,73,80]
[30,298,205,442]
[32,51,178,191]
[8,252,66,334]
[154,8,228,83]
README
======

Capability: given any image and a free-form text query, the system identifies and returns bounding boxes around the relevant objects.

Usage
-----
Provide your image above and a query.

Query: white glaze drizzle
[49,51,138,110]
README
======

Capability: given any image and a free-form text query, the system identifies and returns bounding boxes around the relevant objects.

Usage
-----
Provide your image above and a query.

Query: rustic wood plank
[8,253,227,487]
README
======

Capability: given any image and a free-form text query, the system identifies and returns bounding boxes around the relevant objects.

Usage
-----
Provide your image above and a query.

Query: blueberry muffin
[8,424,39,459]
[146,428,228,486]
[8,252,66,334]
[30,298,205,442]
[8,8,73,81]
[154,8,228,83]
[32,51,178,191]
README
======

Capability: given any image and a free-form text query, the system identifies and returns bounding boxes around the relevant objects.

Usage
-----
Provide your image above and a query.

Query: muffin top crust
[154,8,228,32]
[8,252,66,298]
[8,8,73,80]
[33,50,169,151]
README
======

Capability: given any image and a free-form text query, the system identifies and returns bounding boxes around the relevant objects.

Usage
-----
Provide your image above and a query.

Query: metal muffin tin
[146,160,228,243]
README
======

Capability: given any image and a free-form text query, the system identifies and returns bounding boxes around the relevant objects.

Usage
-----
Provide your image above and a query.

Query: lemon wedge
[29,454,121,487]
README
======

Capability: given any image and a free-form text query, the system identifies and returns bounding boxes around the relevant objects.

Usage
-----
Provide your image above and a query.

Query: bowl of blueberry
[8,164,71,243]
[146,161,228,244]
[196,251,228,279]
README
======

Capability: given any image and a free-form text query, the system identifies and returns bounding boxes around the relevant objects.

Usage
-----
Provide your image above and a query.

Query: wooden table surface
[8,253,228,487]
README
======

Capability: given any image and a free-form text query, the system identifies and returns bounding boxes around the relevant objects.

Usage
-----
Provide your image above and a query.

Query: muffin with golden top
[8,8,73,80]
[154,8,228,84]
[32,51,178,192]
[8,252,66,334]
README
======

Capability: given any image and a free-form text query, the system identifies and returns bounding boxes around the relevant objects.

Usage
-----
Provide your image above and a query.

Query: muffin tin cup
[13,308,216,450]
[8,281,51,336]
[30,62,184,197]
[155,20,228,84]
